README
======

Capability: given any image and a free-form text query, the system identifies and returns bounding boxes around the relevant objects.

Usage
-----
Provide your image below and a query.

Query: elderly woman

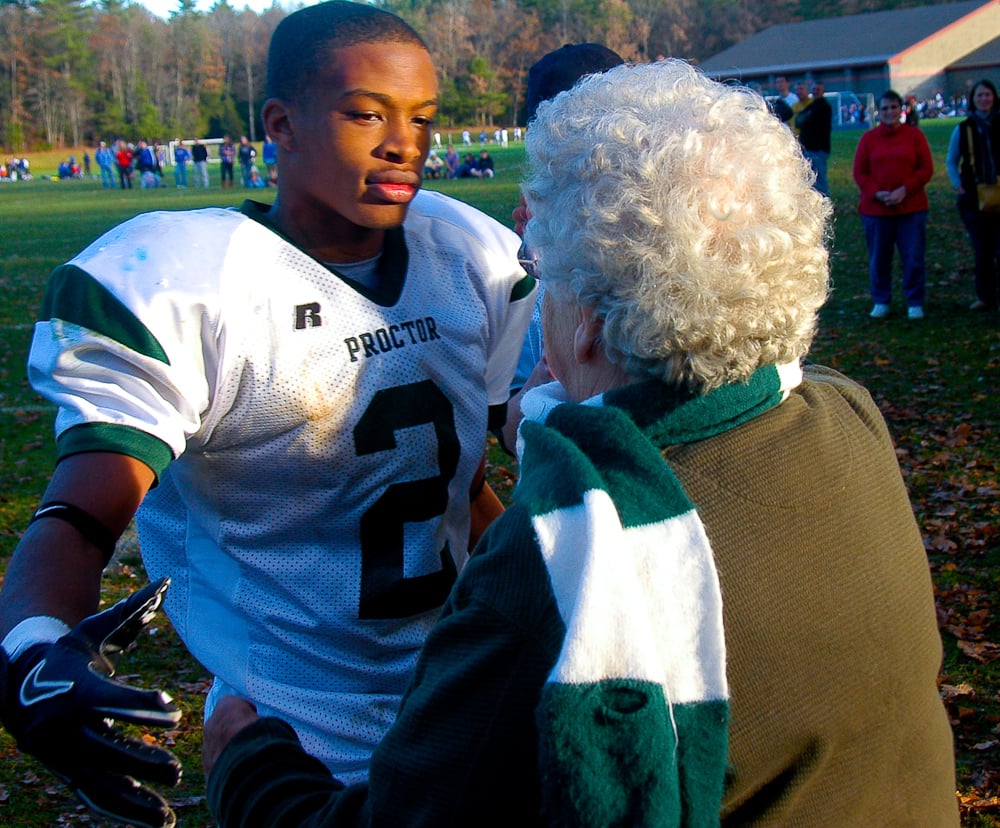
[205,61,958,827]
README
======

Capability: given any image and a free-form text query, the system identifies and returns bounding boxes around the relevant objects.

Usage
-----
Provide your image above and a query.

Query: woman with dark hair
[946,78,1000,311]
[853,88,934,319]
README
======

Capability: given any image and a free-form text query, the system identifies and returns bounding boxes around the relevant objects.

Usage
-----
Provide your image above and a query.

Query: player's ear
[263,98,295,152]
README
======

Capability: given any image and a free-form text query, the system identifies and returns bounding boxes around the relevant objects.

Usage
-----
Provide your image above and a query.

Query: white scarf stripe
[533,489,728,703]
[777,359,803,400]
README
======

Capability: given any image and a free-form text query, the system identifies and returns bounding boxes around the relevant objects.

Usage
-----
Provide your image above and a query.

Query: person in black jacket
[795,81,833,196]
[191,137,210,187]
[946,78,1000,311]
[471,149,495,178]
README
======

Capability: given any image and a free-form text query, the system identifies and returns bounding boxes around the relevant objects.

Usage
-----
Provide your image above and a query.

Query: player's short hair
[266,1,429,101]
[524,59,831,393]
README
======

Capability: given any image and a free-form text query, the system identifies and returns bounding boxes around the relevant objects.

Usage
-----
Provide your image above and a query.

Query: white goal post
[163,137,225,165]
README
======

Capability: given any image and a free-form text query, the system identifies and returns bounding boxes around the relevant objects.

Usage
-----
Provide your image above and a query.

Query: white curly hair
[523,59,832,392]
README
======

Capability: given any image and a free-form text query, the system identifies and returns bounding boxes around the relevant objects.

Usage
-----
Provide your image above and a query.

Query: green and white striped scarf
[515,361,802,827]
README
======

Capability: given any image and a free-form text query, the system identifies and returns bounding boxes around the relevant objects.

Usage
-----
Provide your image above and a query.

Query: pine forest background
[0,0,965,153]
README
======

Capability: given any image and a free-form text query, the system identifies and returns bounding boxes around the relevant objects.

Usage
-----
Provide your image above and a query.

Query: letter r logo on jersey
[295,302,323,329]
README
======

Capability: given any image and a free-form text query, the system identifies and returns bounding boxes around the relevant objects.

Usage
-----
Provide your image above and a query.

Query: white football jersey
[28,190,535,782]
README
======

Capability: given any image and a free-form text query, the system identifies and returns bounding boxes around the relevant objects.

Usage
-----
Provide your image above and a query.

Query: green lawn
[0,127,998,825]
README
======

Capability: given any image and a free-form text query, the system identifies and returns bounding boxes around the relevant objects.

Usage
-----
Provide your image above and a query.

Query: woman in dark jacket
[946,78,1000,311]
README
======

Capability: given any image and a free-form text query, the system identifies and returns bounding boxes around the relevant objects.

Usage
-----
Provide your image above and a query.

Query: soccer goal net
[163,137,226,165]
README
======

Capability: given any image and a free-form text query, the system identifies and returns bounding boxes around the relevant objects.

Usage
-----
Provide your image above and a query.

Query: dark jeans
[802,149,829,197]
[118,165,132,189]
[862,211,927,308]
[957,198,1000,309]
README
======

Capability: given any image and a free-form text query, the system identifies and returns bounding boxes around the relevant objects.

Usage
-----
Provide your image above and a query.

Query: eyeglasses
[517,241,540,279]
[518,256,539,279]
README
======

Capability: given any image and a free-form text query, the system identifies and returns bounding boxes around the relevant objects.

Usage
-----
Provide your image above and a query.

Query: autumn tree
[164,0,212,138]
[0,0,954,151]
[232,8,267,140]
[0,0,33,148]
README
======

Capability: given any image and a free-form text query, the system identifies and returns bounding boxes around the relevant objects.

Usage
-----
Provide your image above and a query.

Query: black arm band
[29,502,118,565]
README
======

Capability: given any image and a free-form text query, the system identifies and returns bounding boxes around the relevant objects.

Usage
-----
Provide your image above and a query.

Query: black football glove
[0,578,182,828]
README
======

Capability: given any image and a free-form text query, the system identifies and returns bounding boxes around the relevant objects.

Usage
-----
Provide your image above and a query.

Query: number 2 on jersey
[354,380,459,620]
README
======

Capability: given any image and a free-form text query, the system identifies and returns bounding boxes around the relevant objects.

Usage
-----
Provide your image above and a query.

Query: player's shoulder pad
[64,208,262,306]
[75,208,245,261]
[407,189,520,255]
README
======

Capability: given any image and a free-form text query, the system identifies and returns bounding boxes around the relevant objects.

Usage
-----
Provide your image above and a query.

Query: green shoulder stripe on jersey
[57,423,174,481]
[510,272,537,303]
[40,265,169,364]
[519,404,693,527]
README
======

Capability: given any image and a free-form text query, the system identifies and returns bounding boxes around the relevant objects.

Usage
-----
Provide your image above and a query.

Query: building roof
[699,0,993,77]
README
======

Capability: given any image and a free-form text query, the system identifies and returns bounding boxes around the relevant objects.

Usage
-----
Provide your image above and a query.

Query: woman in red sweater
[853,89,934,319]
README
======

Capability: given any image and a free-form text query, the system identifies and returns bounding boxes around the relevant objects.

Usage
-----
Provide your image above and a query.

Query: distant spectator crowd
[0,157,32,181]
[425,146,496,180]
[69,135,281,190]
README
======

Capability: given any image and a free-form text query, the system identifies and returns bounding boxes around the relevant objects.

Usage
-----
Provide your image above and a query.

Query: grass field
[1,124,998,826]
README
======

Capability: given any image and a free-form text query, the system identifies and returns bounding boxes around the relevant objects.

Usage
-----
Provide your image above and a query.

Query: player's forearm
[469,479,504,551]
[203,696,260,776]
[0,521,105,635]
[467,453,504,551]
[0,452,154,634]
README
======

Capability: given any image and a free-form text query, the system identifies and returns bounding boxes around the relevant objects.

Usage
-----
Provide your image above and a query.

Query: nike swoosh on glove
[0,578,183,828]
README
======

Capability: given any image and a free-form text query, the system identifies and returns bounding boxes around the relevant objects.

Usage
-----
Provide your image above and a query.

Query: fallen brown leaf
[958,640,1000,664]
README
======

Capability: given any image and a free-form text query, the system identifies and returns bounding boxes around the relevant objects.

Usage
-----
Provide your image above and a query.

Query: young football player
[0,4,534,827]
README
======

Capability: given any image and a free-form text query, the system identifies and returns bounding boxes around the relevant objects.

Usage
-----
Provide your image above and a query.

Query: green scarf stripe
[518,409,693,527]
[57,422,174,480]
[538,681,728,828]
[673,700,731,827]
[40,265,169,364]
[606,364,782,445]
[515,419,609,515]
